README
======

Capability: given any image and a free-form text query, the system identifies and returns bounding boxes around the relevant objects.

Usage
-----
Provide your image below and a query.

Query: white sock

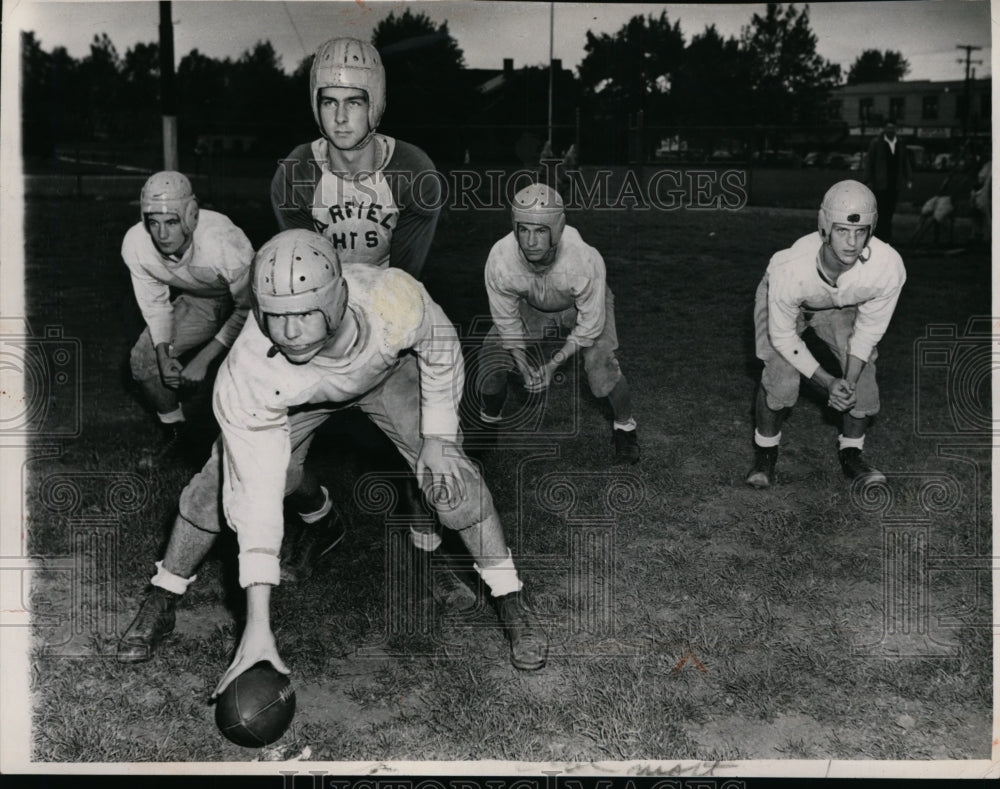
[151,560,195,595]
[409,527,442,552]
[300,486,332,524]
[474,549,523,597]
[613,418,637,431]
[838,434,865,451]
[157,407,185,425]
[754,430,781,448]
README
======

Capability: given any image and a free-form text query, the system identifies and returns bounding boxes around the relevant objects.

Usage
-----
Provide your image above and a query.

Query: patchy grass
[21,188,992,763]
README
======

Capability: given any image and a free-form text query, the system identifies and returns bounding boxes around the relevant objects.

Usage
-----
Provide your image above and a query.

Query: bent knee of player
[585,353,622,398]
[177,443,225,534]
[849,380,880,419]
[178,478,223,534]
[429,467,498,531]
[476,348,515,396]
[129,337,159,382]
[761,375,799,411]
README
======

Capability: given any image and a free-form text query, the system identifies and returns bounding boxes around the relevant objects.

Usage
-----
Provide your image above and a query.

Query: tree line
[21,4,910,165]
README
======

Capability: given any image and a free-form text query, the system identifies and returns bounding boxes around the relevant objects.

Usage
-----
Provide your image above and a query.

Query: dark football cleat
[612,428,640,465]
[494,590,548,671]
[117,586,180,663]
[427,560,478,613]
[139,422,188,468]
[838,448,886,484]
[745,445,778,488]
[280,509,347,584]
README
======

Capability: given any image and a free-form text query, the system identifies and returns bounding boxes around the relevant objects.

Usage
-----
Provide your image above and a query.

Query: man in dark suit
[864,122,913,244]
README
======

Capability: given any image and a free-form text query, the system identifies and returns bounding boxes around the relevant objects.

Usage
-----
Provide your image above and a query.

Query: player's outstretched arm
[212,583,289,698]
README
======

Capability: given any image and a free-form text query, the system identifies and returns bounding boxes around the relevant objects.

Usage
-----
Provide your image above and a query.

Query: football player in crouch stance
[746,179,906,488]
[202,230,546,692]
[120,230,548,675]
[122,171,253,463]
[269,36,450,582]
[477,183,640,465]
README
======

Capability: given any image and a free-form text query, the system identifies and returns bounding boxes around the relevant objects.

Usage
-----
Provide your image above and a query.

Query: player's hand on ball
[212,620,290,699]
[416,437,472,505]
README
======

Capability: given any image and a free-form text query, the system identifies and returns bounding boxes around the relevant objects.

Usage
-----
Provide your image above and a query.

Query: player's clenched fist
[156,344,185,389]
[826,379,857,412]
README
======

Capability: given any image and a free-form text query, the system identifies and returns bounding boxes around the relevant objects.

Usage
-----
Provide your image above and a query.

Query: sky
[10,0,994,83]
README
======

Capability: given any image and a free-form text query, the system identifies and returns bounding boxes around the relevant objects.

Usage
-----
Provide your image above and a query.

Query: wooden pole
[159,1,178,170]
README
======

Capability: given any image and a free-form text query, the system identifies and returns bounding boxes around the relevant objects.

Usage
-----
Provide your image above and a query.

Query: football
[214,661,296,747]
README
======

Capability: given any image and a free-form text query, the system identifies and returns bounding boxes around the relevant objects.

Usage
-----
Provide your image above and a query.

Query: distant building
[830,78,991,149]
[195,132,258,156]
[456,57,581,163]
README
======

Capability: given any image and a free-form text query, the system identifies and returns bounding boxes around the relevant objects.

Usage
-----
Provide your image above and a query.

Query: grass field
[19,179,993,765]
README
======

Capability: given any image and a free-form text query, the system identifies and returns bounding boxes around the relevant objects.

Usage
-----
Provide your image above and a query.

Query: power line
[282,1,309,63]
[955,44,983,138]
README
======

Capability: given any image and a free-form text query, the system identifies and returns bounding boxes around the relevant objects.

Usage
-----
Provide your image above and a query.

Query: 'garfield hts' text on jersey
[270,135,441,278]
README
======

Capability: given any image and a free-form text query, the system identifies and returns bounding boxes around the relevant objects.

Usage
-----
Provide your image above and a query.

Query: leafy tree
[177,48,229,124]
[578,11,684,121]
[79,33,124,136]
[22,31,58,156]
[846,49,910,85]
[228,41,290,120]
[577,11,685,162]
[121,42,160,111]
[740,3,841,126]
[371,9,470,161]
[672,25,752,127]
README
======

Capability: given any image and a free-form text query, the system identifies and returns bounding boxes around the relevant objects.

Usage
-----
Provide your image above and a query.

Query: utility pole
[547,1,554,149]
[159,1,178,170]
[955,44,983,140]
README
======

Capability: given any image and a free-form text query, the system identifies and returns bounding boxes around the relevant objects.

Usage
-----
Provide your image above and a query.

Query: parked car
[933,153,955,171]
[848,152,865,171]
[803,152,823,167]
[752,150,801,168]
[824,152,852,169]
[906,144,928,171]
